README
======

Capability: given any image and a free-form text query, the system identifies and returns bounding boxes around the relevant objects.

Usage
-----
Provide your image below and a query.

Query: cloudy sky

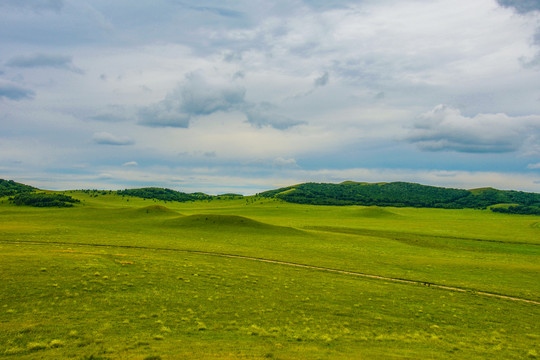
[1,0,540,194]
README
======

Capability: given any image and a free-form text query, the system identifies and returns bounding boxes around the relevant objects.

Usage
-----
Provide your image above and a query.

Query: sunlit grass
[1,193,539,359]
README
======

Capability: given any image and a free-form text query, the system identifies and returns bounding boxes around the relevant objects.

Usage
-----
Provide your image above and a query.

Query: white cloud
[180,71,246,115]
[139,70,302,129]
[528,162,540,169]
[138,70,245,128]
[122,161,138,167]
[273,157,298,168]
[406,105,540,153]
[97,173,113,179]
[244,103,304,129]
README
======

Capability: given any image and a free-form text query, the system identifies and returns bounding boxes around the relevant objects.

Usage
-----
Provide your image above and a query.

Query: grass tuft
[27,341,48,351]
[4,346,25,355]
[159,326,171,333]
[81,355,111,360]
[143,356,162,360]
[49,339,66,348]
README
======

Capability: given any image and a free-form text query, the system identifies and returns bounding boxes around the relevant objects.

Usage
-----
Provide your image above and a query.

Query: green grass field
[1,192,539,359]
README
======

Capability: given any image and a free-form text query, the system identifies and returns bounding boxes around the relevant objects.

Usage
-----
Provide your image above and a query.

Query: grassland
[1,191,539,359]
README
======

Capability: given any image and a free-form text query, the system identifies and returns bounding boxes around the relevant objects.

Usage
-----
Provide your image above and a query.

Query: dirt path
[2,239,539,305]
[191,251,540,305]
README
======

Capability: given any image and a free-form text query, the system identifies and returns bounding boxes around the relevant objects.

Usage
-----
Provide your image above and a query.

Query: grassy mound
[135,205,178,215]
[354,207,400,218]
[164,214,303,234]
[115,205,180,219]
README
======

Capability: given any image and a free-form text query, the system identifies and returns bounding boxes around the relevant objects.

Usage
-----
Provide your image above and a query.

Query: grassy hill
[117,187,212,202]
[0,179,35,197]
[1,179,81,207]
[4,178,540,214]
[259,181,540,214]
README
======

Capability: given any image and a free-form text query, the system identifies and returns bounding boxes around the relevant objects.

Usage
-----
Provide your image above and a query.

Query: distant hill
[259,182,540,215]
[3,179,540,214]
[117,187,212,202]
[1,179,81,207]
[0,179,35,197]
[10,192,80,207]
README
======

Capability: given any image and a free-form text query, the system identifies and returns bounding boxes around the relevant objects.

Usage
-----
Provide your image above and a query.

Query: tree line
[259,182,540,215]
[117,187,213,202]
[0,179,35,197]
[9,193,80,207]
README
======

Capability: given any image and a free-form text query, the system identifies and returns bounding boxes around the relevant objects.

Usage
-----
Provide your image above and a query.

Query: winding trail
[2,239,539,305]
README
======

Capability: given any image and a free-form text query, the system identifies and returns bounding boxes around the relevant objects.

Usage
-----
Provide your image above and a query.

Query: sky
[1,0,540,194]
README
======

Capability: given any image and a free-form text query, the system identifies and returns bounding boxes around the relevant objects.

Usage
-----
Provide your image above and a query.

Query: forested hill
[259,182,540,214]
[0,179,35,197]
[3,179,540,214]
[117,187,212,202]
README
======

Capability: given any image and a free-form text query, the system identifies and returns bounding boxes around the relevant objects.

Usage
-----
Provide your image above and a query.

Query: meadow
[0,191,539,359]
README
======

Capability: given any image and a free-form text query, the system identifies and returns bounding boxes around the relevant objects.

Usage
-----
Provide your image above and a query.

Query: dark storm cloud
[0,82,35,100]
[6,54,83,73]
[497,0,540,13]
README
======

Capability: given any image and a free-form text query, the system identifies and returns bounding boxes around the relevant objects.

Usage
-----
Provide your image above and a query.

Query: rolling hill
[259,181,540,214]
[2,178,540,214]
[0,179,35,197]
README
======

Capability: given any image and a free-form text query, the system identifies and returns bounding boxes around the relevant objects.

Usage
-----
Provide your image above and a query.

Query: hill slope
[0,179,35,197]
[260,181,540,214]
[117,187,212,202]
[3,179,540,214]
